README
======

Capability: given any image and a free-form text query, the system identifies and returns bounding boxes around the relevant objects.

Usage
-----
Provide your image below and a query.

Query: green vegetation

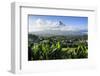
[28,34,88,60]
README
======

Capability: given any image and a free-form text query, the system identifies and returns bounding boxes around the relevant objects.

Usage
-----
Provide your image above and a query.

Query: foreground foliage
[28,34,88,60]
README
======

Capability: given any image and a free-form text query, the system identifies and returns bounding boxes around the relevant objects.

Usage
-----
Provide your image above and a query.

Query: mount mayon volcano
[29,21,87,36]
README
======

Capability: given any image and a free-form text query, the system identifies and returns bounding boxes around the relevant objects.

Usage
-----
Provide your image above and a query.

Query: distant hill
[29,30,87,37]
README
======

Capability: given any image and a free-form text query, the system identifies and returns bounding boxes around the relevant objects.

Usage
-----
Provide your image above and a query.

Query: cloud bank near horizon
[29,18,87,33]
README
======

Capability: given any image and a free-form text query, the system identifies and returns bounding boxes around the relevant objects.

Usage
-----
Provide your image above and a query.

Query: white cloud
[29,18,87,32]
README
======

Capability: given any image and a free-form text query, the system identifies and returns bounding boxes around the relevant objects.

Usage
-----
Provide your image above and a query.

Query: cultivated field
[28,34,88,61]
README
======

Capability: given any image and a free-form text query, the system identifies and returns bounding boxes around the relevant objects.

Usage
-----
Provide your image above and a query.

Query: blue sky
[28,15,88,32]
